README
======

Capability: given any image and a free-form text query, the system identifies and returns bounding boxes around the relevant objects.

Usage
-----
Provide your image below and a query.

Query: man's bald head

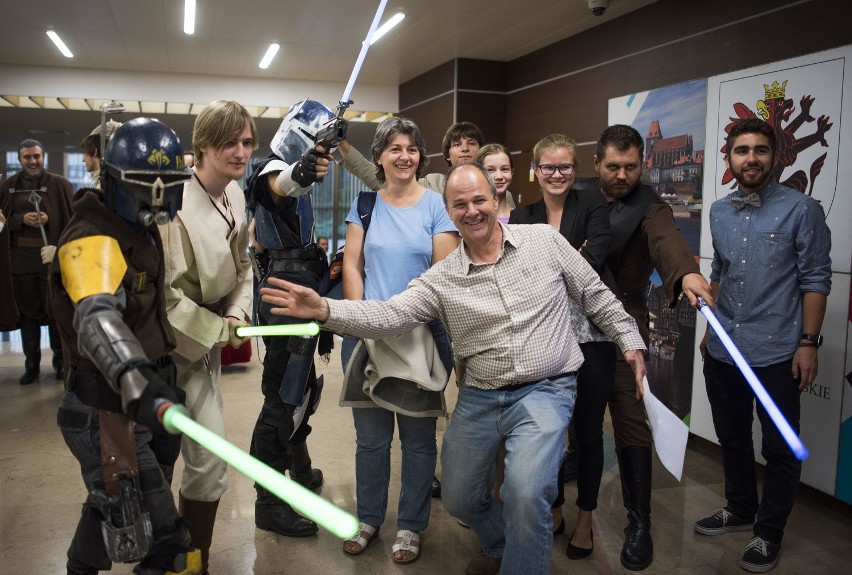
[444,162,497,206]
[444,163,499,247]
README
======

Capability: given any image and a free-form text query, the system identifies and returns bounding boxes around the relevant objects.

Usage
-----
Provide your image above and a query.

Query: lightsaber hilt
[235,322,320,339]
[697,297,809,460]
[161,404,358,539]
[335,99,353,119]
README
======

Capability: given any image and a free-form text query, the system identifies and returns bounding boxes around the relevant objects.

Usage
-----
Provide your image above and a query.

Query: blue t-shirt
[345,189,457,301]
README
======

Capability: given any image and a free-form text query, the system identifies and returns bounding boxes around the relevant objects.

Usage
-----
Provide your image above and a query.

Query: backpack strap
[357,191,378,235]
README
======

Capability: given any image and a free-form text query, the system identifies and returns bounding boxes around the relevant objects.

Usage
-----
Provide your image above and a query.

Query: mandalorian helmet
[269,99,335,163]
[102,118,192,226]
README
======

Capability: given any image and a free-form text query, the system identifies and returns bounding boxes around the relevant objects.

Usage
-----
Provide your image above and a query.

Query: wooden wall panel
[457,59,507,92]
[399,60,455,112]
[623,28,737,94]
[506,62,626,154]
[398,93,454,165]
[456,91,507,147]
[399,0,852,194]
[736,0,852,70]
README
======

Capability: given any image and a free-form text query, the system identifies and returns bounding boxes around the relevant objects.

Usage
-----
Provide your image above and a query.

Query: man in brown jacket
[594,124,713,570]
[0,139,73,384]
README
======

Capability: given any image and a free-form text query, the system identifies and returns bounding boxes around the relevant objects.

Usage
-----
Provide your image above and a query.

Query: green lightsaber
[235,322,320,338]
[161,405,358,539]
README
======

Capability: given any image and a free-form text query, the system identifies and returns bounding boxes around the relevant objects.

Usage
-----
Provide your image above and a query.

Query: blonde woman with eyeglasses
[510,133,620,561]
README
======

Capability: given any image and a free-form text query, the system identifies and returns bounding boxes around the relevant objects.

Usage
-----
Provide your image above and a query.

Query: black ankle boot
[617,446,653,571]
[255,487,318,537]
[288,441,323,491]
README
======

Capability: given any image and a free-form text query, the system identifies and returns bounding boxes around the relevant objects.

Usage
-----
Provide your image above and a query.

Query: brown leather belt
[11,235,45,247]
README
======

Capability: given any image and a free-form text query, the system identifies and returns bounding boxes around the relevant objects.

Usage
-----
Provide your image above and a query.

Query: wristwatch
[800,333,823,347]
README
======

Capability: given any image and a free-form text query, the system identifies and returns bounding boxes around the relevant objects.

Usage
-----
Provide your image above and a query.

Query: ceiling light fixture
[370,13,405,45]
[184,0,196,35]
[259,43,280,69]
[46,30,73,58]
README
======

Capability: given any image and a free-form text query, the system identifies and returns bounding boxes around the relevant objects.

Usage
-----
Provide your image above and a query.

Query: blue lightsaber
[698,298,809,461]
[341,0,389,105]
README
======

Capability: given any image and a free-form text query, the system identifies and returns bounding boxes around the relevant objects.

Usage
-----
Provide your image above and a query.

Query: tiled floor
[1,332,850,574]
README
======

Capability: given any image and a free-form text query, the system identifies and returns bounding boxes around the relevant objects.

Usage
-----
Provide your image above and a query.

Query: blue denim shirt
[707,181,831,367]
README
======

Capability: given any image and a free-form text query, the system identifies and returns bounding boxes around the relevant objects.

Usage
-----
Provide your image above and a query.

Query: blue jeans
[441,374,576,575]
[704,354,802,544]
[341,320,453,531]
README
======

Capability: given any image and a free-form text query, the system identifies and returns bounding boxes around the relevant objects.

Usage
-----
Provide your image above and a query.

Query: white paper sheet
[642,377,690,481]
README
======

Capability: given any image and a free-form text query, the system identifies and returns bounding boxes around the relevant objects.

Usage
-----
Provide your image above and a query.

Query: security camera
[588,0,610,16]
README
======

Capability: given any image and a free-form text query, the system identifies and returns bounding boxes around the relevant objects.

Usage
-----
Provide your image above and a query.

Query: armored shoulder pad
[59,236,127,303]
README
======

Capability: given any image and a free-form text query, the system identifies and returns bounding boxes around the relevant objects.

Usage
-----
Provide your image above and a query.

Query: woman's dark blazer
[509,188,618,293]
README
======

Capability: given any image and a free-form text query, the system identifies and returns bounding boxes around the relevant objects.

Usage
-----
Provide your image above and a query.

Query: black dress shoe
[431,475,441,498]
[566,530,594,559]
[552,518,565,536]
[19,371,39,385]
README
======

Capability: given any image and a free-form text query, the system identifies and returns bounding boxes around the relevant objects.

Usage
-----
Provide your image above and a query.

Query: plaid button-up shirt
[325,223,645,390]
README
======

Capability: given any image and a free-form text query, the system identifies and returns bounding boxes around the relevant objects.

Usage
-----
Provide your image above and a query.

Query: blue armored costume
[245,99,334,537]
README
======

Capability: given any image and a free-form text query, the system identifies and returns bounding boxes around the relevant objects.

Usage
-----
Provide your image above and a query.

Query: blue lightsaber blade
[698,298,809,460]
[340,0,389,104]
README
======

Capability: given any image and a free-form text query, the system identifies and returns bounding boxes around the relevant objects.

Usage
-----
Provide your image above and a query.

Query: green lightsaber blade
[162,405,357,539]
[235,322,320,338]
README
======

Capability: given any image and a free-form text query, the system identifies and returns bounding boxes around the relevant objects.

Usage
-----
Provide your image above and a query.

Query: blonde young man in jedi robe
[159,100,255,575]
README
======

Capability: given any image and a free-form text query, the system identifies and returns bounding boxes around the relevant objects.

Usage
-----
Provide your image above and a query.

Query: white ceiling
[0,0,657,88]
[0,0,657,151]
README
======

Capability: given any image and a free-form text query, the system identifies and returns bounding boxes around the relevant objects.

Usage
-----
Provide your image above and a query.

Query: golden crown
[763,80,788,100]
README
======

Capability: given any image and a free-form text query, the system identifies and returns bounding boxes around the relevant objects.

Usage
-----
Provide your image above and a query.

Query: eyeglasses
[537,163,575,176]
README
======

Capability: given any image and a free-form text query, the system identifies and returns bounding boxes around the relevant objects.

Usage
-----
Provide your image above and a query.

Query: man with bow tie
[694,118,832,573]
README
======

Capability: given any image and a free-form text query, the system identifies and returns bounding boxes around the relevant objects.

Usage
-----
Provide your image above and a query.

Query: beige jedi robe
[159,176,252,500]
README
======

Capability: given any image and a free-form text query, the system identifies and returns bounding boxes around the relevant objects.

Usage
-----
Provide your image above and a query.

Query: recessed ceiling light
[46,31,73,58]
[259,44,280,69]
[370,13,405,45]
[184,0,196,35]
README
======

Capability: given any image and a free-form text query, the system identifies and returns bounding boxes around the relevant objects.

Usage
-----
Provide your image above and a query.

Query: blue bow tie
[731,192,761,210]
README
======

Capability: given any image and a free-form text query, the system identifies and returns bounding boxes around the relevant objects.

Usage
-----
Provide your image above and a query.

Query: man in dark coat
[594,124,713,571]
[0,138,73,384]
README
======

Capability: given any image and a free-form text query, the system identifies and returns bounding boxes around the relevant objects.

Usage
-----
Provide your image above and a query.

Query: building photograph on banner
[695,45,852,499]
[608,78,707,424]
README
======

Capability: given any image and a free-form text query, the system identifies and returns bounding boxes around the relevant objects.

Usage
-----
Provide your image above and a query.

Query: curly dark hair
[725,118,776,156]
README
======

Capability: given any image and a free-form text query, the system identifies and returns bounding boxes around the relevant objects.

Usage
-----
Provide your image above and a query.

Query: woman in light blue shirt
[340,117,459,564]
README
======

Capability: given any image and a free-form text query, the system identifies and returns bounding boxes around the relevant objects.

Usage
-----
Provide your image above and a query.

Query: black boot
[288,441,323,491]
[617,446,653,571]
[255,486,318,537]
[19,318,41,385]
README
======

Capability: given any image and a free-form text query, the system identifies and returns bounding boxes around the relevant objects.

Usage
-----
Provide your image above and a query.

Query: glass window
[311,163,361,252]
